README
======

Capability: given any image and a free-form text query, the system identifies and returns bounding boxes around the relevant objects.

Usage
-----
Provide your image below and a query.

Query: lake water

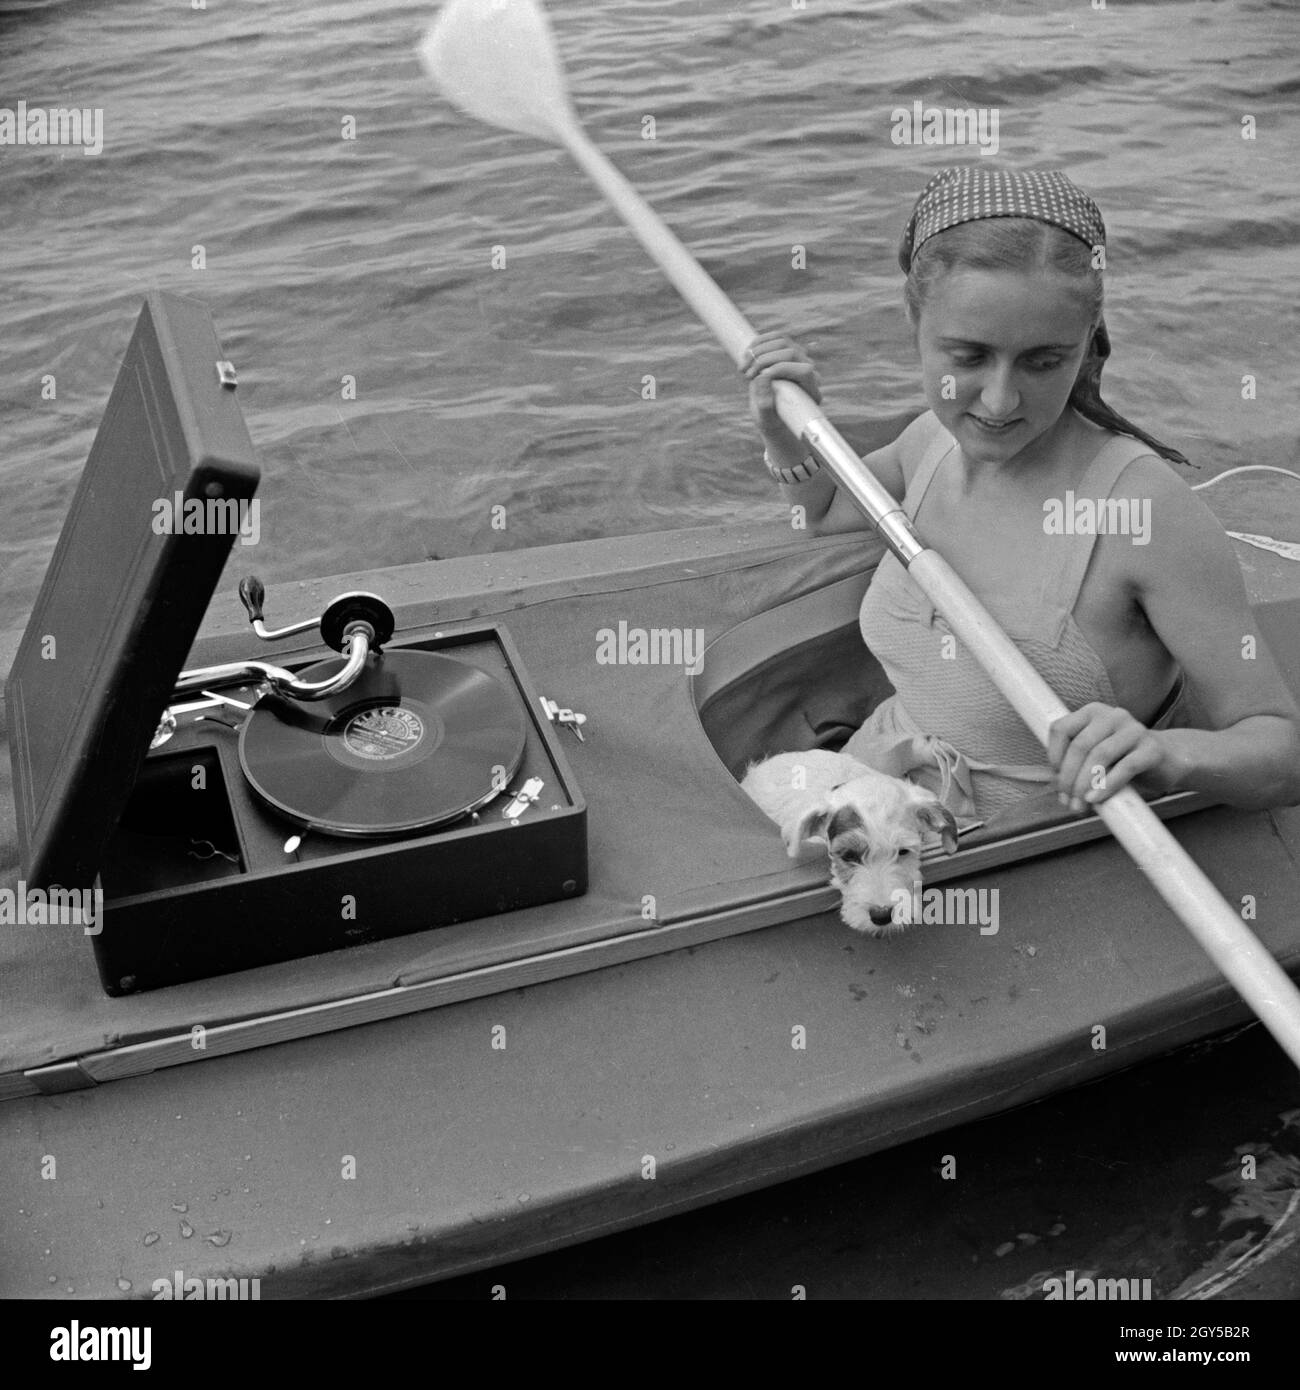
[2,0,1297,634]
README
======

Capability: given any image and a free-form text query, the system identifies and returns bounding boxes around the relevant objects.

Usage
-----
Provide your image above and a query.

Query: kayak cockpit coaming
[688,556,1237,854]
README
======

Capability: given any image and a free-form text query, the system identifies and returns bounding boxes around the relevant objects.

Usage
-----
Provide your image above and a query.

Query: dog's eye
[837,846,864,865]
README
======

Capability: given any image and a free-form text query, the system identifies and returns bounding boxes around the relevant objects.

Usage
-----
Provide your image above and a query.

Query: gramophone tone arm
[172,627,374,703]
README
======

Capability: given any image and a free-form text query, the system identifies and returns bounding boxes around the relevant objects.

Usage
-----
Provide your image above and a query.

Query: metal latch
[502,777,545,821]
[216,360,238,389]
[539,696,587,741]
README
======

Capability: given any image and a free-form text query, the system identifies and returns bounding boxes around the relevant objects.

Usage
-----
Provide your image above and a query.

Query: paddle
[417,0,1300,1070]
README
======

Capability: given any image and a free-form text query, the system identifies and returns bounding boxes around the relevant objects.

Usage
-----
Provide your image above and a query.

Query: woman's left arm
[1050,460,1300,811]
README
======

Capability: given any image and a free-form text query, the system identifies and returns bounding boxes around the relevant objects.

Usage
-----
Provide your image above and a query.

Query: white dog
[742,750,959,935]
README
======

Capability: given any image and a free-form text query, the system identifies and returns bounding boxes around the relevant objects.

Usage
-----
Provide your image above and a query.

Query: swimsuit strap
[1147,669,1187,728]
[901,417,959,521]
[1047,433,1161,614]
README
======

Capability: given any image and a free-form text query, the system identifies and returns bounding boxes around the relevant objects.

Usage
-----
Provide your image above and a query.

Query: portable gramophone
[7,292,587,993]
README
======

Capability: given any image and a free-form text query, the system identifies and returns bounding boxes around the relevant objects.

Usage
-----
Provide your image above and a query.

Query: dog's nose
[868,906,894,927]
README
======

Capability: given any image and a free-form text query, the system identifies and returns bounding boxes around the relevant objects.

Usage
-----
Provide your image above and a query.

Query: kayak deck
[2,509,1299,1297]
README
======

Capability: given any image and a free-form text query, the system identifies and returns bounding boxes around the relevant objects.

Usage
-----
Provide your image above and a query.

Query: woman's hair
[902,218,1189,466]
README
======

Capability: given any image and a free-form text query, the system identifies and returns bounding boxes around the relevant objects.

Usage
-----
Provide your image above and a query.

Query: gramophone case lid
[6,291,259,893]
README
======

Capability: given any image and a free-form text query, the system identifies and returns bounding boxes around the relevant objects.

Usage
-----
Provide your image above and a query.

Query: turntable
[191,581,529,842]
[6,292,587,993]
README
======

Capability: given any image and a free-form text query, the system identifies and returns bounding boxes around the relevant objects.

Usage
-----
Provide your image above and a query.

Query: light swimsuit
[840,416,1189,818]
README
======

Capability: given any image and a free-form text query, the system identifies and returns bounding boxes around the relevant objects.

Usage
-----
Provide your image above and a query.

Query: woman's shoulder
[1104,445,1238,587]
[1063,422,1198,515]
[1107,444,1203,508]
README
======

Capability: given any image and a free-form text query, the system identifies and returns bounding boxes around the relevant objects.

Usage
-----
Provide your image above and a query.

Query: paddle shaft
[561,121,1300,1070]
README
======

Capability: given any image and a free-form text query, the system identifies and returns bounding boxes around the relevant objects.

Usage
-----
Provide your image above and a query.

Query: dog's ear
[784,803,831,857]
[912,794,959,855]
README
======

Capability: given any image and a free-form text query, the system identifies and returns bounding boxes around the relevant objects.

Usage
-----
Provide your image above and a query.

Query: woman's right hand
[742,332,822,461]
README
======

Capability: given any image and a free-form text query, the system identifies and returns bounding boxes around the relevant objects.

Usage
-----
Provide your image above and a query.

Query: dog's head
[788,777,959,935]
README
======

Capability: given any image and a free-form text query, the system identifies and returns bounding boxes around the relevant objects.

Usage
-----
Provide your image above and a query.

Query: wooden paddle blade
[418,0,577,143]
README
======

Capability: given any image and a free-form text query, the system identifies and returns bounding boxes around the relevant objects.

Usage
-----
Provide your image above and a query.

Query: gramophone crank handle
[239,575,320,641]
[238,577,396,652]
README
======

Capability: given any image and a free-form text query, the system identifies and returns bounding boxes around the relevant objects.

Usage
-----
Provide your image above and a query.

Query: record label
[342,705,426,761]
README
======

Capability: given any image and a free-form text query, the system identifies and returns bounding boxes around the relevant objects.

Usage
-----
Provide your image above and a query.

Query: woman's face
[915,268,1095,467]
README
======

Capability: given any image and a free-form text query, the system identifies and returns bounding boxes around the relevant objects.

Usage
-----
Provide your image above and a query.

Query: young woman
[745,166,1300,820]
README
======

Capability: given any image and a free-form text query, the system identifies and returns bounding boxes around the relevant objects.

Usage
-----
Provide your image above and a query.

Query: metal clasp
[540,696,587,741]
[502,777,545,821]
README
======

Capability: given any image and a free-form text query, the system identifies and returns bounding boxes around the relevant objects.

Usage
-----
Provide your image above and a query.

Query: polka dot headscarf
[895,165,1190,466]
[898,166,1107,272]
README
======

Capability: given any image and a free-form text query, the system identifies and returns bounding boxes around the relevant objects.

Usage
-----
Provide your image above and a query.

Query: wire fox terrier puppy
[742,749,959,935]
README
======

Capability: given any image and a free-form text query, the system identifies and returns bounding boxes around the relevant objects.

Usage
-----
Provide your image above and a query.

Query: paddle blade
[418,0,577,143]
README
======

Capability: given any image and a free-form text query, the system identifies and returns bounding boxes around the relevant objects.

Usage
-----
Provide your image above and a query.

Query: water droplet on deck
[143,1232,161,1246]
[179,1219,194,1238]
[207,1230,232,1247]
[117,1278,132,1292]
[171,1202,188,1213]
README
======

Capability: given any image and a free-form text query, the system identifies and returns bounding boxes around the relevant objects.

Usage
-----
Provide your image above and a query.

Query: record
[238,650,526,836]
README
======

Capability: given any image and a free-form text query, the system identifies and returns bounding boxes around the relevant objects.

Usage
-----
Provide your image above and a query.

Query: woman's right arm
[743,331,911,536]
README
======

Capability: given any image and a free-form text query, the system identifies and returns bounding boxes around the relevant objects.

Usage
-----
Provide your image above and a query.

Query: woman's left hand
[1047,703,1175,811]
